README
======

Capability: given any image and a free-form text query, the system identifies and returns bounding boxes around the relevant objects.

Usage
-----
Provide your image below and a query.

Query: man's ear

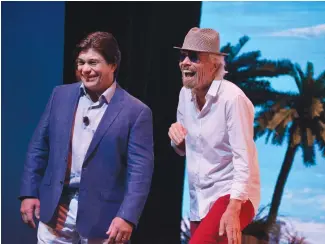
[214,62,221,70]
[111,63,118,72]
[212,62,221,78]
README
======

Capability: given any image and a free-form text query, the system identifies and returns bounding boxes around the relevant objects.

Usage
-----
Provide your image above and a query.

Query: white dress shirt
[172,79,260,221]
[69,82,117,188]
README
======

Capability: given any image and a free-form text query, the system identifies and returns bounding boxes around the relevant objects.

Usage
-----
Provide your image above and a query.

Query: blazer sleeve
[19,87,57,199]
[116,106,154,226]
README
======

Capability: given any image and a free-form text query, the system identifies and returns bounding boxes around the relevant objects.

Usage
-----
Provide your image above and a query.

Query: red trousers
[190,195,254,244]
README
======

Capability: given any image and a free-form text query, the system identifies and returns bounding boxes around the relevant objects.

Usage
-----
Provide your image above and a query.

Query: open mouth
[183,70,196,78]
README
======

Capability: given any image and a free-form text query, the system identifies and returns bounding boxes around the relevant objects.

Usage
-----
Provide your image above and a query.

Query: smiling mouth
[183,70,196,77]
[86,76,98,81]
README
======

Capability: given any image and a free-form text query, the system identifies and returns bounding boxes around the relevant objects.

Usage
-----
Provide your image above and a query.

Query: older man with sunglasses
[168,27,260,244]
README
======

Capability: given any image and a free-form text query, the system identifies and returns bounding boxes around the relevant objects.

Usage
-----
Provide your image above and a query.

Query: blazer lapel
[60,84,81,155]
[83,85,125,166]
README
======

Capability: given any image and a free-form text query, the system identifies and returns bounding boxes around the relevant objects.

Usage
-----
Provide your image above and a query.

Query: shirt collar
[190,79,223,101]
[80,81,117,104]
[206,79,223,98]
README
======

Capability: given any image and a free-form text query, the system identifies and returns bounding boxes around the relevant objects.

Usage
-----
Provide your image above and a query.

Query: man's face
[76,48,116,93]
[179,50,217,90]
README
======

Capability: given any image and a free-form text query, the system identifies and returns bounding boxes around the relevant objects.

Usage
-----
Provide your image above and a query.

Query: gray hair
[209,54,227,79]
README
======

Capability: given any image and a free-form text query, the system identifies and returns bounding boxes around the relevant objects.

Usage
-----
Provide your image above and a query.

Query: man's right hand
[168,122,187,147]
[20,198,40,228]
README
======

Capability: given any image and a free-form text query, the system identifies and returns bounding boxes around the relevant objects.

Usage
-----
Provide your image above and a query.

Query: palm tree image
[180,39,320,243]
[180,2,325,243]
[254,62,325,229]
[181,63,325,243]
[221,36,294,106]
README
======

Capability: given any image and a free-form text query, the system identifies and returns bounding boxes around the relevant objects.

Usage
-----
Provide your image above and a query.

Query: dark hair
[75,31,121,80]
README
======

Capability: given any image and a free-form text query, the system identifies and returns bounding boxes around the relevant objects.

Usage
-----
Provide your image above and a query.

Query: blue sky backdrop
[182,2,325,243]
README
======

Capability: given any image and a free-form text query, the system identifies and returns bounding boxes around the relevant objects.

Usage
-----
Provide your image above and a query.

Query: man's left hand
[106,217,133,244]
[219,200,242,244]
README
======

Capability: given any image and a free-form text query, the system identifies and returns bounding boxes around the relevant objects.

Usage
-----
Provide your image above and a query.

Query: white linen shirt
[172,79,260,221]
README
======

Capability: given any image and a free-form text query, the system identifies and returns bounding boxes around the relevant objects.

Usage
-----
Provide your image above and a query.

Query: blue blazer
[19,82,154,238]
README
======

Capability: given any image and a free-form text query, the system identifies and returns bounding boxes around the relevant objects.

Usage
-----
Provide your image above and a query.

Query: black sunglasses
[179,51,200,63]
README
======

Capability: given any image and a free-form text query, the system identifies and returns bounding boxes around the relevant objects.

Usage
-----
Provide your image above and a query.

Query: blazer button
[60,180,64,185]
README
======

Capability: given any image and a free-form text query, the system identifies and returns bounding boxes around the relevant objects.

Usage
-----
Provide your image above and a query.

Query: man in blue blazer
[19,31,154,244]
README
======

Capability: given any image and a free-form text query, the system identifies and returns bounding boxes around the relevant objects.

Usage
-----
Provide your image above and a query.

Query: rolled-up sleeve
[226,94,256,201]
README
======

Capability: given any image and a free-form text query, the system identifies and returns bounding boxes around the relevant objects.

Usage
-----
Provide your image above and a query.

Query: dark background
[2,2,201,243]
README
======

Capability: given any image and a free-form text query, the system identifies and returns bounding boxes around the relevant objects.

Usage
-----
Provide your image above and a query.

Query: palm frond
[255,100,288,130]
[314,85,325,99]
[271,127,287,145]
[259,92,297,110]
[295,63,306,93]
[316,138,325,157]
[306,62,314,82]
[313,76,325,98]
[240,79,272,92]
[254,124,267,140]
[257,61,325,227]
[289,122,301,147]
[244,89,284,107]
[221,35,250,62]
[295,63,304,79]
[265,129,273,144]
[315,120,325,156]
[268,109,295,131]
[300,127,316,165]
[318,120,325,142]
[316,70,325,84]
[220,43,232,57]
[311,98,324,119]
[301,144,316,166]
[289,68,302,94]
[221,35,295,107]
[230,51,261,68]
[271,111,295,146]
[234,60,293,81]
[255,110,274,130]
[232,35,250,58]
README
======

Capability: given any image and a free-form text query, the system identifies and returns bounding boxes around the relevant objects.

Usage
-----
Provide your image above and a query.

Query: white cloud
[290,194,325,210]
[280,189,325,215]
[318,196,325,210]
[267,24,325,38]
[302,187,312,194]
[315,173,324,178]
[280,217,325,244]
[284,190,294,199]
